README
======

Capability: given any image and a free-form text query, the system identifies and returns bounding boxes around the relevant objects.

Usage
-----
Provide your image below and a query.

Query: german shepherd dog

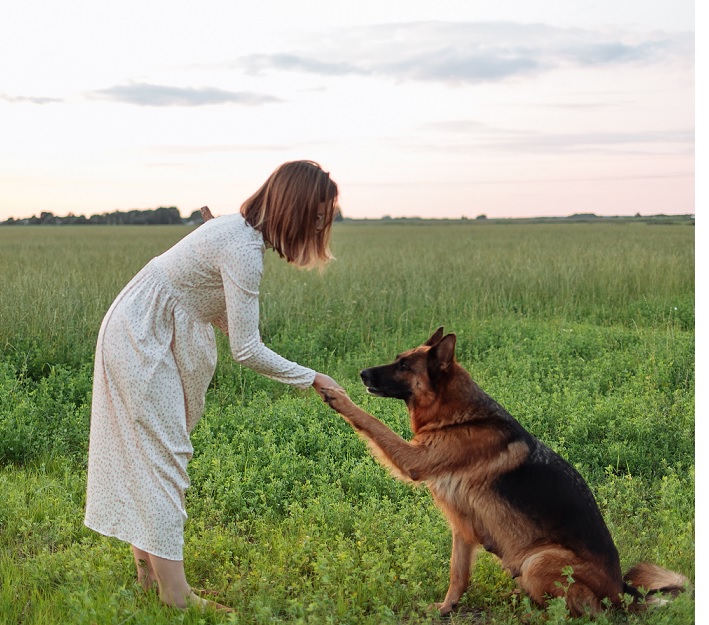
[321,328,688,616]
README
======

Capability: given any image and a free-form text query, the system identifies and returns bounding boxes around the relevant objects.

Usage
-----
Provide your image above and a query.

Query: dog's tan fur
[322,328,688,615]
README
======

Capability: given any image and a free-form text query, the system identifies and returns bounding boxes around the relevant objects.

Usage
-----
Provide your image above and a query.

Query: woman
[84,160,342,611]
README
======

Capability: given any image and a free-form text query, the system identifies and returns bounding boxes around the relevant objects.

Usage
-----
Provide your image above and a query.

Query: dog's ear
[425,327,445,347]
[428,333,456,380]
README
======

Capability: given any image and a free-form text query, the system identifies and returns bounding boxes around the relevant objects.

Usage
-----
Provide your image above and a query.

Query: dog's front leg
[322,388,431,482]
[434,529,478,615]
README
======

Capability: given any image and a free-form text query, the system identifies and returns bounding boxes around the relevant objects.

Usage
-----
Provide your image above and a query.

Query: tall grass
[0,221,695,624]
[0,226,187,376]
[0,222,693,375]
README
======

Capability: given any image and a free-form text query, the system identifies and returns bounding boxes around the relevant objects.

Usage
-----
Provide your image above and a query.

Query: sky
[0,0,696,220]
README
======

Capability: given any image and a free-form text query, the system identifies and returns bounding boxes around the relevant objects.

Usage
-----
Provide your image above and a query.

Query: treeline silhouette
[1,208,691,227]
[1,207,203,226]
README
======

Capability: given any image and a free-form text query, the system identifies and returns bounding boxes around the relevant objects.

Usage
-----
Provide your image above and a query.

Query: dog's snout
[360,369,373,385]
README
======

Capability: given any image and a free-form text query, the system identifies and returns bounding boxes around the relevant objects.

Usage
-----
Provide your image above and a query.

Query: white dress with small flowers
[84,214,315,560]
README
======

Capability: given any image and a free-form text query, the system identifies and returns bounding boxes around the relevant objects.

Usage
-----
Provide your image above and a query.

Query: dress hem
[83,519,184,561]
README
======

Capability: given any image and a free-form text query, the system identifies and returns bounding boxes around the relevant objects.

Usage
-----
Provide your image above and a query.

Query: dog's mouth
[364,384,411,401]
[361,368,410,400]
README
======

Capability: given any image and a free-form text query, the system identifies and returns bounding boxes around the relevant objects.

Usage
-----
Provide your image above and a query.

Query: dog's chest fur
[423,436,534,559]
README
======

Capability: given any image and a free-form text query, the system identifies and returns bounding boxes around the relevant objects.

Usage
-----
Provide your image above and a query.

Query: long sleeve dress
[84,213,315,560]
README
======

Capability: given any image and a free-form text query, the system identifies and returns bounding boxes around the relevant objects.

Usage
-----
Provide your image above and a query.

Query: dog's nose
[360,369,372,385]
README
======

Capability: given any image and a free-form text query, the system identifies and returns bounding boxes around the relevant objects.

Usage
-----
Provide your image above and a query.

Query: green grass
[0,221,694,624]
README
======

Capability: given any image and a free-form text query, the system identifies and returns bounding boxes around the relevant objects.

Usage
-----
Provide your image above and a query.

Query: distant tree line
[1,207,204,226]
[1,208,691,227]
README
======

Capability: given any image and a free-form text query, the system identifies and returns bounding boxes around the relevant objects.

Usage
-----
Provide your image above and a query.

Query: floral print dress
[84,214,315,560]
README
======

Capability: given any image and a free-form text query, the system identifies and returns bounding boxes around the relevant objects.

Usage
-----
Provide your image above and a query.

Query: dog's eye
[396,361,410,372]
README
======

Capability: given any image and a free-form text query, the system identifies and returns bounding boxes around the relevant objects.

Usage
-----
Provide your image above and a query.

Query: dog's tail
[622,562,690,609]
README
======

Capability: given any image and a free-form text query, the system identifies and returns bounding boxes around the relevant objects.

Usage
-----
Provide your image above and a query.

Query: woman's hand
[312,372,343,399]
[200,206,214,222]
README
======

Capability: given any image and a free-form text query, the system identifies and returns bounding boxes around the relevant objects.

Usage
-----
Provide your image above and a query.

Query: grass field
[0,221,695,624]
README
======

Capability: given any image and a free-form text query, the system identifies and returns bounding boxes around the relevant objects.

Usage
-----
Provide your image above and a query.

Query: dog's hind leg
[434,530,479,615]
[517,549,605,616]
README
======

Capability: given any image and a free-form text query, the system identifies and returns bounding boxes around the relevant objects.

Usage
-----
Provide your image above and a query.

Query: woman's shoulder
[209,212,244,229]
[197,213,264,265]
[204,213,261,242]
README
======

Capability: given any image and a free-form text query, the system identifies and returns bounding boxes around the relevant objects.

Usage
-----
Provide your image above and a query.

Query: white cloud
[228,21,689,85]
[0,94,62,104]
[86,82,282,107]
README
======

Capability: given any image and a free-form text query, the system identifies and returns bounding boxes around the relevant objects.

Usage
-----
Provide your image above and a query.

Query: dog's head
[359,327,457,409]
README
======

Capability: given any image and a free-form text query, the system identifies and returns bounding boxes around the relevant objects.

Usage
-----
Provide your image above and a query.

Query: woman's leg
[144,553,193,608]
[132,546,158,591]
[140,551,235,612]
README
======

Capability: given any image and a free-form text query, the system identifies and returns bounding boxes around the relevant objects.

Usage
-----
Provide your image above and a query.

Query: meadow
[0,220,695,624]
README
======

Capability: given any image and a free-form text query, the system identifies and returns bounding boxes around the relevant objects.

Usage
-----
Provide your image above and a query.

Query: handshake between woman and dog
[321,327,689,617]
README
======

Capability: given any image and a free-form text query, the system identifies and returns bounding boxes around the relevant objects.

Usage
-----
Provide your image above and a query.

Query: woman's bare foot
[187,591,235,613]
[130,546,234,612]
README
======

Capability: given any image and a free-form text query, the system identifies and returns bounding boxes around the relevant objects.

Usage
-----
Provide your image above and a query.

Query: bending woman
[84,160,342,611]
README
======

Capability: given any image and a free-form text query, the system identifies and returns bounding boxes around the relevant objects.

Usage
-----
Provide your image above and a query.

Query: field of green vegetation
[0,221,694,624]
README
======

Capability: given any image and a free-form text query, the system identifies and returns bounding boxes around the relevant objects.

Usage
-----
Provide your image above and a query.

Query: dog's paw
[428,601,456,616]
[320,387,355,415]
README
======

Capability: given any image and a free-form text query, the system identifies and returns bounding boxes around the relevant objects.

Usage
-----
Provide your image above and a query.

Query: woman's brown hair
[240,160,338,270]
